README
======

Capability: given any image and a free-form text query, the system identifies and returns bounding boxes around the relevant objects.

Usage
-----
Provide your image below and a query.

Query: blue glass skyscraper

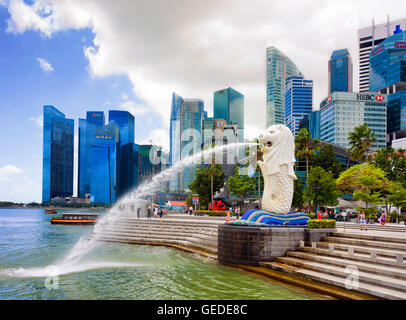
[169,93,204,191]
[328,49,353,94]
[78,111,105,198]
[90,123,120,204]
[42,105,74,203]
[109,110,135,196]
[213,87,244,142]
[266,46,302,127]
[284,75,313,136]
[370,28,406,143]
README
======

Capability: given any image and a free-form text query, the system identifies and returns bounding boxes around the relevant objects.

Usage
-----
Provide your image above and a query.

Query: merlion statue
[236,124,309,226]
[257,124,296,213]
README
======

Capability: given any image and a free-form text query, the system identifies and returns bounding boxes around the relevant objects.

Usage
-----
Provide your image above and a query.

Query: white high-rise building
[358,16,406,92]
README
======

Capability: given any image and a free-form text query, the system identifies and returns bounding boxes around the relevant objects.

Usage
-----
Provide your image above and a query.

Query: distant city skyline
[1,1,406,202]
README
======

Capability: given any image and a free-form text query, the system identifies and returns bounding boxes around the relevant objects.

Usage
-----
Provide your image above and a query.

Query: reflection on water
[0,209,323,300]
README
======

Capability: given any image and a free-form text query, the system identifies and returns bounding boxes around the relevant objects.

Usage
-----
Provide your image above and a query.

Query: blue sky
[0,5,163,202]
[1,0,405,203]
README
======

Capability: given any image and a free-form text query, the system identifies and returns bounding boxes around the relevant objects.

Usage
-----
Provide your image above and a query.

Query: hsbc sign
[356,94,385,101]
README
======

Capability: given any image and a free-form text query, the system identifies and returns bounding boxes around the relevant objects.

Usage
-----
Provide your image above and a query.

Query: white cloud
[0,164,24,182]
[138,128,169,152]
[36,57,54,73]
[29,114,43,128]
[5,0,406,138]
[120,100,147,117]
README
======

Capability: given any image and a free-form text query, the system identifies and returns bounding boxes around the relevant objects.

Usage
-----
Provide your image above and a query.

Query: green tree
[189,164,225,208]
[348,123,377,163]
[227,167,257,198]
[295,128,321,178]
[371,147,406,185]
[310,143,343,178]
[292,174,305,210]
[185,195,194,208]
[304,166,341,209]
[382,182,406,214]
[336,163,390,211]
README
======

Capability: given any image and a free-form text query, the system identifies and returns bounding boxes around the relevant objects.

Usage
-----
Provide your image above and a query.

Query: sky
[0,0,405,203]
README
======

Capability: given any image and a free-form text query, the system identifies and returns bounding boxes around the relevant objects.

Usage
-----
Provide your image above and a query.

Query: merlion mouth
[266,141,272,147]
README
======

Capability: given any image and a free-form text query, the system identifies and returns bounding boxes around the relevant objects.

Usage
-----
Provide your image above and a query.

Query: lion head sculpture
[257,124,296,179]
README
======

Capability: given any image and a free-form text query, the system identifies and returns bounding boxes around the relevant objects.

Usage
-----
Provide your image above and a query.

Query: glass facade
[77,111,105,198]
[90,123,120,204]
[320,92,387,150]
[109,110,136,197]
[284,75,313,136]
[213,87,244,143]
[309,110,321,139]
[328,49,353,94]
[42,105,74,203]
[169,93,204,191]
[369,30,406,138]
[266,46,302,127]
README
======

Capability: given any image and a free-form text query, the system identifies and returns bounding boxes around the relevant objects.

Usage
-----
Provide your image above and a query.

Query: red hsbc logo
[328,96,332,102]
[375,95,385,101]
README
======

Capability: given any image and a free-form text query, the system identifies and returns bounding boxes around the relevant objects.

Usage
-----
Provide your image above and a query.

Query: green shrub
[195,210,228,216]
[307,219,336,229]
[307,213,316,219]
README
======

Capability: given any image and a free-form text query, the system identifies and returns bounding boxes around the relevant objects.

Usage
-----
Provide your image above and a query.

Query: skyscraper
[284,75,313,136]
[213,87,244,143]
[78,111,105,198]
[42,105,74,203]
[319,92,387,150]
[369,28,406,143]
[169,93,204,191]
[109,110,135,196]
[328,49,353,94]
[358,16,406,92]
[266,46,302,127]
[90,123,120,204]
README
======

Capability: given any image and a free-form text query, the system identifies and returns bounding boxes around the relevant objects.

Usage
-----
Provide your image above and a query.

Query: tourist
[234,207,239,219]
[154,207,158,218]
[317,210,322,220]
[378,210,386,226]
[189,206,193,215]
[159,207,163,222]
[360,211,367,231]
[147,206,151,219]
[137,207,141,219]
[226,208,231,223]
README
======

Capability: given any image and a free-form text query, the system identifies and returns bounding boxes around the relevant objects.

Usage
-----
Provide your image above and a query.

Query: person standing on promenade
[378,210,386,226]
[189,206,193,215]
[159,207,163,222]
[360,211,367,231]
[147,206,152,219]
[226,208,231,223]
[137,207,141,219]
[153,206,158,218]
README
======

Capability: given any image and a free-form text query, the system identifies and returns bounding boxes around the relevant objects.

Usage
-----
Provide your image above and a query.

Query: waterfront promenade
[93,213,406,300]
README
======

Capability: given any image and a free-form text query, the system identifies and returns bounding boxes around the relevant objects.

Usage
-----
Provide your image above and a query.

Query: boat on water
[50,213,98,225]
[45,209,57,214]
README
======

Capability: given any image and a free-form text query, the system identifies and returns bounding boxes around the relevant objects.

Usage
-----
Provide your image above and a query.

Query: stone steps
[336,223,406,232]
[322,236,406,251]
[264,261,406,300]
[298,246,406,269]
[332,232,406,244]
[276,256,406,291]
[92,217,219,255]
[285,251,406,280]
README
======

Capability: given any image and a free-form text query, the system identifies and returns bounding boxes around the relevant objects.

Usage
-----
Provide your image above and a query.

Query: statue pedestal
[218,224,306,266]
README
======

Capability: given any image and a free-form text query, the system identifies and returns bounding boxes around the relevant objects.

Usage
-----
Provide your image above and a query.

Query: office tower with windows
[309,110,321,139]
[78,111,105,198]
[319,92,387,150]
[109,110,135,197]
[328,49,353,94]
[213,87,244,142]
[266,46,302,127]
[169,92,204,191]
[42,105,74,203]
[358,16,406,92]
[369,28,406,144]
[90,123,120,204]
[284,75,313,136]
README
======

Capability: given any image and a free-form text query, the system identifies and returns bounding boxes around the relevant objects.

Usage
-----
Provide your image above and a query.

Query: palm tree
[295,128,321,179]
[348,124,377,163]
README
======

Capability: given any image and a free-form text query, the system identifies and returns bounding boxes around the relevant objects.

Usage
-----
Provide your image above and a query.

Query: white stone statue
[257,124,296,214]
